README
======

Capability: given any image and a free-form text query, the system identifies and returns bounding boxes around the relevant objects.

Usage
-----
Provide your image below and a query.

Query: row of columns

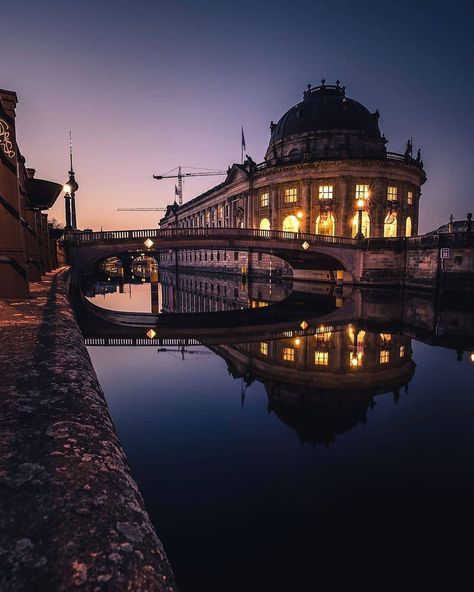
[248,177,419,237]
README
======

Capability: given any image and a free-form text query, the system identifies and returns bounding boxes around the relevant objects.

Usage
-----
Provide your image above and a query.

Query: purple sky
[1,0,473,232]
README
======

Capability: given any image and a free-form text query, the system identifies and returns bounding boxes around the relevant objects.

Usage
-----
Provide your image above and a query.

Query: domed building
[159,80,427,274]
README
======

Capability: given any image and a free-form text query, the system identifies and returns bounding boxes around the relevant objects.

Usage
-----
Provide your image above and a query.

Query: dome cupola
[265,80,387,162]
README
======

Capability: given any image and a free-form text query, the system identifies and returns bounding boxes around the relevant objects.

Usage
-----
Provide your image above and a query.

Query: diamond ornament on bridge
[302,241,310,250]
[144,238,154,249]
[146,329,157,339]
[300,321,309,330]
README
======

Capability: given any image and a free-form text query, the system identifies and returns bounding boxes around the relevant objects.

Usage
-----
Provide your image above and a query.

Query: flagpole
[241,127,243,164]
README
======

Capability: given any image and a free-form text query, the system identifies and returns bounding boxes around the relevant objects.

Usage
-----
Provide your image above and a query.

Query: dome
[266,80,385,161]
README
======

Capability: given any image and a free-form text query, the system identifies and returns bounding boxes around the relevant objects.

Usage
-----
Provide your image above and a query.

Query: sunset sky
[1,0,473,232]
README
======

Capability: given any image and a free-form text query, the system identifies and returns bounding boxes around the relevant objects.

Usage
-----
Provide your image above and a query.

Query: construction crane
[117,207,166,212]
[153,166,227,205]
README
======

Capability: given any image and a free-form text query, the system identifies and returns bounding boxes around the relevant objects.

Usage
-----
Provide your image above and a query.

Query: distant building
[160,80,426,240]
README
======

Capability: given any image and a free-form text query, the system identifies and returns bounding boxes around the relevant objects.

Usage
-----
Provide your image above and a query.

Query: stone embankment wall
[0,269,178,592]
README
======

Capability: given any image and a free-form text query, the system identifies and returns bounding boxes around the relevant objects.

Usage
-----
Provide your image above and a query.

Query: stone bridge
[66,227,474,289]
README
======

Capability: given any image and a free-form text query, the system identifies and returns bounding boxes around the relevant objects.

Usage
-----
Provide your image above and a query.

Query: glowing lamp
[296,211,303,219]
[471,353,474,363]
[356,198,365,209]
[63,183,72,194]
[351,354,359,367]
[294,338,301,346]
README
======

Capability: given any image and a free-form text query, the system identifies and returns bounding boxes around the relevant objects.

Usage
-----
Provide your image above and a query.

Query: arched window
[315,214,335,236]
[259,218,270,231]
[282,215,300,233]
[351,212,371,238]
[384,212,398,237]
[405,216,412,237]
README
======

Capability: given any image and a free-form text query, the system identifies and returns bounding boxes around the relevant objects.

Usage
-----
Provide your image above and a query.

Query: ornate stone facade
[160,82,426,242]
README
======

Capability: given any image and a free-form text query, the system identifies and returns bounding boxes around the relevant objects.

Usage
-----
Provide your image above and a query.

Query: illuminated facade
[160,81,426,242]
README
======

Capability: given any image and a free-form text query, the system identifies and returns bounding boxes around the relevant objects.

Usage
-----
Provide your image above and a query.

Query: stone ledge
[0,269,178,591]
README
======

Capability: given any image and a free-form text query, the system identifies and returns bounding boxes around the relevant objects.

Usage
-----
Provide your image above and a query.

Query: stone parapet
[0,269,177,592]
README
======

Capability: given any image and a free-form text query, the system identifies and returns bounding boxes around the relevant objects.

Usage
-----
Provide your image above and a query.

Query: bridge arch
[67,228,359,283]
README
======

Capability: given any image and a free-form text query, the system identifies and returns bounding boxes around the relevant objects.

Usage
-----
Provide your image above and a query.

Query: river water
[80,267,474,590]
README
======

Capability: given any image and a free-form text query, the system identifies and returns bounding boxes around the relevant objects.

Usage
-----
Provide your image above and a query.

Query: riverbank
[0,268,177,591]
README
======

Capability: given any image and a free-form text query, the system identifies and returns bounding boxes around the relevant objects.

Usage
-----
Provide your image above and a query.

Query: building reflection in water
[208,328,414,446]
[80,260,434,447]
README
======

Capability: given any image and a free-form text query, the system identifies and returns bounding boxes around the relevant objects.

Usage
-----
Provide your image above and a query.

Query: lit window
[314,351,329,366]
[315,214,335,236]
[380,350,390,364]
[405,216,412,237]
[387,186,398,201]
[384,212,398,237]
[355,184,369,200]
[319,185,334,200]
[260,342,268,356]
[284,187,298,203]
[259,218,270,231]
[400,345,405,358]
[380,333,392,343]
[407,191,413,205]
[261,192,269,207]
[282,347,295,362]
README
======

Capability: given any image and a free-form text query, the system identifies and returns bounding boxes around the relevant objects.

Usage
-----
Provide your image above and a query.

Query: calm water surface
[82,270,474,590]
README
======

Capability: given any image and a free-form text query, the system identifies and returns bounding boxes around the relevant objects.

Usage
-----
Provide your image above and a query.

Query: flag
[175,185,179,196]
[241,127,246,151]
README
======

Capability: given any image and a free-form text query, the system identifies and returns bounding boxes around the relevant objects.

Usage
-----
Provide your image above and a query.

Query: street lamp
[355,198,366,240]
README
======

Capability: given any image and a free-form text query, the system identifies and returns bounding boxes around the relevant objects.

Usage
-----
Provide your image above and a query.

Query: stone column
[0,89,29,298]
[41,213,52,272]
[339,176,352,238]
[270,184,279,230]
[25,209,42,281]
[301,179,311,233]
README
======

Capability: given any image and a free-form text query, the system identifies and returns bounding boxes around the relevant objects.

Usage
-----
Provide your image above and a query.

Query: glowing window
[260,192,269,207]
[315,214,335,236]
[387,186,398,201]
[314,351,329,366]
[351,211,371,238]
[400,345,405,358]
[406,216,412,237]
[284,187,298,203]
[407,191,413,205]
[260,342,268,355]
[282,215,300,233]
[282,347,295,362]
[355,184,369,200]
[384,212,398,237]
[380,350,390,364]
[259,218,270,231]
[319,185,333,200]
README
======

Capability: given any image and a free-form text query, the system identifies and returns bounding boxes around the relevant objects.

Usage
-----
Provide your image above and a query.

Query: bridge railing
[66,227,359,248]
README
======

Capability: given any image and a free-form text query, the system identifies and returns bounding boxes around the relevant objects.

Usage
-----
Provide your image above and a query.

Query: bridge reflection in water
[78,265,474,446]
